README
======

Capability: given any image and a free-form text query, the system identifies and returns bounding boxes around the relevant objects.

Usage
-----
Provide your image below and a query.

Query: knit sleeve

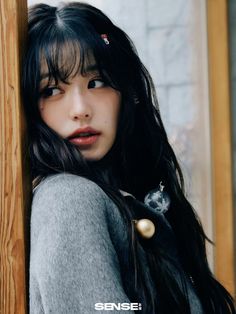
[30,173,134,314]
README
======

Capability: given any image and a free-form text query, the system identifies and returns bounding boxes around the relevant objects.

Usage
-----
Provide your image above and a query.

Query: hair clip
[101,33,109,45]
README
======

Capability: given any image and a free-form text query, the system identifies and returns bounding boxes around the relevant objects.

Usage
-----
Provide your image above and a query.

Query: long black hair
[22,2,235,313]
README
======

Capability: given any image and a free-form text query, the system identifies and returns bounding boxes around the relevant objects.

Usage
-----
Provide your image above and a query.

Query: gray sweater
[30,173,203,313]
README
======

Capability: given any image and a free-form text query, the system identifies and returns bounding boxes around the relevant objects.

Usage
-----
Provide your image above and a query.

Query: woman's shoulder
[33,173,111,208]
[31,173,113,225]
[30,173,128,258]
[33,173,105,197]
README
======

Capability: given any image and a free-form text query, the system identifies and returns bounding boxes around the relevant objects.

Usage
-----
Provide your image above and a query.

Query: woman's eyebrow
[39,64,99,82]
[84,64,98,73]
[40,73,49,81]
[40,73,52,84]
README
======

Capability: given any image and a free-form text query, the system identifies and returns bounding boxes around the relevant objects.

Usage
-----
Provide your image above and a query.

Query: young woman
[22,2,235,313]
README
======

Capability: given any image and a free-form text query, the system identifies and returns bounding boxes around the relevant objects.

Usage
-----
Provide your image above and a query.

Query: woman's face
[38,62,121,161]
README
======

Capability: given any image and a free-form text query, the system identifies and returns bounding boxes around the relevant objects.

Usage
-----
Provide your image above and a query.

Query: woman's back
[30,173,204,313]
[30,173,133,313]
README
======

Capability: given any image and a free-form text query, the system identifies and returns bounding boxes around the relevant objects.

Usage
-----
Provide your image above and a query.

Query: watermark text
[95,303,142,311]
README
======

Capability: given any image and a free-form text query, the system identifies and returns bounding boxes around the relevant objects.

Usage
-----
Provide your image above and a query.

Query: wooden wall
[0,0,29,313]
[207,0,235,296]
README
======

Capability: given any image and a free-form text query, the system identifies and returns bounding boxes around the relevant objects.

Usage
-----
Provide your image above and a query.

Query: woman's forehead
[39,43,97,79]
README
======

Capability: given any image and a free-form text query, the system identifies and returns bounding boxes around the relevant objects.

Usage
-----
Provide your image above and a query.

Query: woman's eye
[40,86,61,98]
[88,79,105,89]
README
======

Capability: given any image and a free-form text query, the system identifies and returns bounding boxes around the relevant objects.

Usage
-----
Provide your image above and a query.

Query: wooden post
[207,0,235,296]
[0,0,29,313]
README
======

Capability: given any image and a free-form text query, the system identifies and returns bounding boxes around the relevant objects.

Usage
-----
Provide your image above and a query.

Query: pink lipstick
[67,127,101,147]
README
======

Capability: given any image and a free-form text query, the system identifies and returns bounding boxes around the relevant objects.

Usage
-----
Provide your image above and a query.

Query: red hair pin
[101,34,109,45]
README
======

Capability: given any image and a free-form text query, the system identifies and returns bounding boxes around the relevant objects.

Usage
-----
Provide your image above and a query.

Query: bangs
[26,9,123,99]
[39,35,97,86]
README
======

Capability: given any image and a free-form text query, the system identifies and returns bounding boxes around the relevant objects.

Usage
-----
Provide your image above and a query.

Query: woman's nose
[68,92,92,121]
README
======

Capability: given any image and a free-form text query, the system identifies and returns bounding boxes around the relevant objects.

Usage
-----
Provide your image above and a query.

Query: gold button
[134,219,155,239]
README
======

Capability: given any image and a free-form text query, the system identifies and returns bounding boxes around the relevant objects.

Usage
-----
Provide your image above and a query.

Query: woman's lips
[69,134,100,146]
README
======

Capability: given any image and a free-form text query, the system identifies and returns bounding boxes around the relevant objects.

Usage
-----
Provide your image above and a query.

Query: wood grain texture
[207,0,235,296]
[0,0,29,313]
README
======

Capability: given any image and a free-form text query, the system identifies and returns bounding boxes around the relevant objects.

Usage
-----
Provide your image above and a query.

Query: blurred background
[27,0,236,277]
